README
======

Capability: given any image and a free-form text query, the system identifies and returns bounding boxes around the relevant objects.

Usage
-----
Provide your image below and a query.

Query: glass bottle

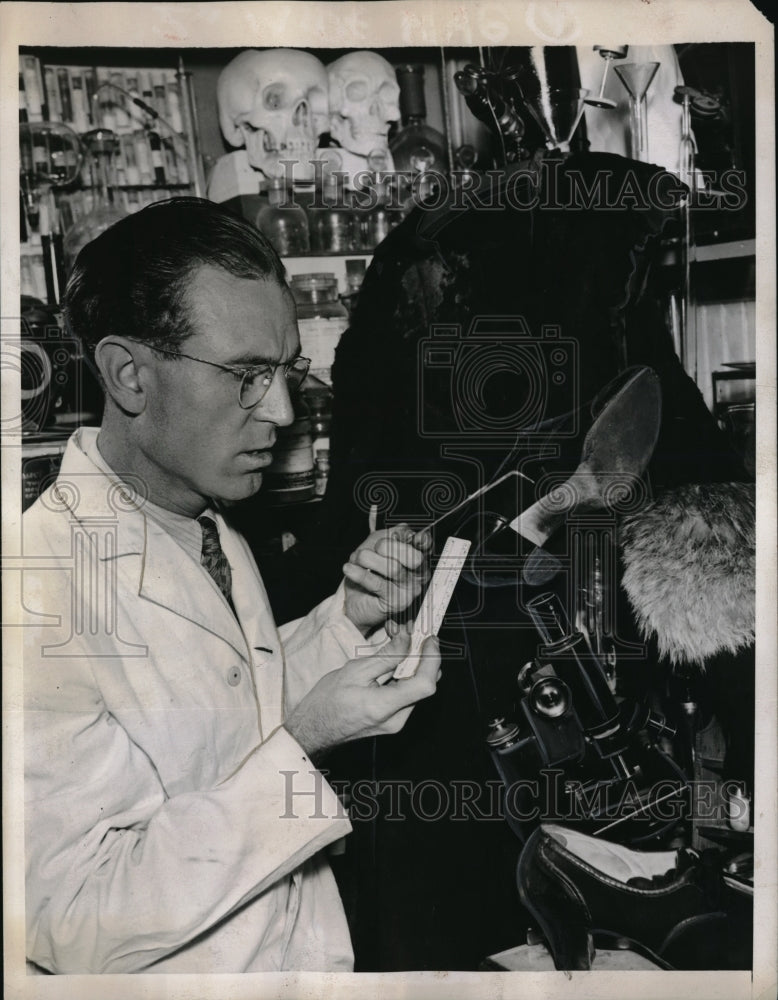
[256,177,310,256]
[390,64,449,206]
[290,273,349,385]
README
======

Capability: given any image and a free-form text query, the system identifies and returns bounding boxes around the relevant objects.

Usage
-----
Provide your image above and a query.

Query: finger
[355,631,412,682]
[387,522,413,542]
[342,561,391,596]
[381,575,426,612]
[385,618,413,637]
[411,528,433,551]
[376,536,427,571]
[381,636,441,709]
[413,636,442,685]
[351,525,395,559]
[348,547,406,581]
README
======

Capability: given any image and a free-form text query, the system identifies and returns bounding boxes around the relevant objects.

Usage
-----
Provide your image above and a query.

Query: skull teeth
[252,130,314,157]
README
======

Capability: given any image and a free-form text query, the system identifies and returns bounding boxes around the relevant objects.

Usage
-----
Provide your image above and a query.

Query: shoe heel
[517,829,594,970]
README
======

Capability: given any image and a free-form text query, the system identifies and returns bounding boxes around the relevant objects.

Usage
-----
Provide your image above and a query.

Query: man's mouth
[241,449,274,467]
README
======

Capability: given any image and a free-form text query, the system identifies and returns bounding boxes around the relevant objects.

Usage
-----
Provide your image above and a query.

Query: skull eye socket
[378,81,399,104]
[263,83,288,111]
[345,79,369,103]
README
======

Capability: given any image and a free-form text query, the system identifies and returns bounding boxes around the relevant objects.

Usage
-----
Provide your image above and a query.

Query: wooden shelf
[694,238,755,262]
[659,237,755,267]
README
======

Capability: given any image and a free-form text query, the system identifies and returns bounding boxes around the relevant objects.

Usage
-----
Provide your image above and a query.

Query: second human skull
[217,48,329,182]
[327,51,401,159]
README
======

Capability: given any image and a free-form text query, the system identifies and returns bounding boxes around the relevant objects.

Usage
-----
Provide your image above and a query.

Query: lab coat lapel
[54,430,251,659]
[138,518,248,657]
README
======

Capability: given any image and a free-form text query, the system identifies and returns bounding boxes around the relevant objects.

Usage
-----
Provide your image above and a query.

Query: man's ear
[93,337,148,415]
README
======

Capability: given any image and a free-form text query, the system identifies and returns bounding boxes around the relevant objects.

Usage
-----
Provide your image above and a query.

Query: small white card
[391,535,471,680]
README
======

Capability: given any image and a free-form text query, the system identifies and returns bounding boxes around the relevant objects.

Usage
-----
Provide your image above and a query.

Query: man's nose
[255,369,295,427]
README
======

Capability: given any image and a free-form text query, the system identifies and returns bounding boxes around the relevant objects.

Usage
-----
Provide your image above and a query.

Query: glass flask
[390,64,449,207]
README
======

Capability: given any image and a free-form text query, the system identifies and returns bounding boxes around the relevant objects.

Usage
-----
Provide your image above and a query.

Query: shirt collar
[75,427,219,564]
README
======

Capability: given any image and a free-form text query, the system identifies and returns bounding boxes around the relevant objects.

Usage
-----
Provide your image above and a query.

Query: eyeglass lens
[239,359,309,407]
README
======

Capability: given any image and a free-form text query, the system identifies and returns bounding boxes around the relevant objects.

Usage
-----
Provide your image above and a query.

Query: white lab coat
[23,428,360,974]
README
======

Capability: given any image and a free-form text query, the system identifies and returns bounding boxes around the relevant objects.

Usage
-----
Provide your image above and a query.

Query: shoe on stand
[516,823,753,971]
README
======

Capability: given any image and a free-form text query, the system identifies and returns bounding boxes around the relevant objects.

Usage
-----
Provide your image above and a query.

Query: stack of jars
[255,174,403,255]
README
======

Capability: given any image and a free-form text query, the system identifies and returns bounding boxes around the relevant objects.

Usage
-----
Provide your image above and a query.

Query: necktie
[198,515,233,605]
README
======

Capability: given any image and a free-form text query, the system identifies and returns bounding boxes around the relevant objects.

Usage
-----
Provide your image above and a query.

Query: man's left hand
[343,524,431,636]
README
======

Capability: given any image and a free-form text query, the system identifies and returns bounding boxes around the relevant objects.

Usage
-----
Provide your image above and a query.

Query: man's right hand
[284,629,440,759]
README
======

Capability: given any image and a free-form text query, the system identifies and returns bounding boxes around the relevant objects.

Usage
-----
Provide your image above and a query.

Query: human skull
[327,51,400,159]
[217,49,329,182]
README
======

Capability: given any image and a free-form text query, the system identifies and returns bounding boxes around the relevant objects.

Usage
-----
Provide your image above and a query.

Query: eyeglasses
[139,342,311,409]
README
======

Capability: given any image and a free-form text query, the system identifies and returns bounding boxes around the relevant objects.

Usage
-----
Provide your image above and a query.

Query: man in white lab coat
[23,198,439,974]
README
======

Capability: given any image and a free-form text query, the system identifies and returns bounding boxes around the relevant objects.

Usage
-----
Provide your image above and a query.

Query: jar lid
[290,272,338,289]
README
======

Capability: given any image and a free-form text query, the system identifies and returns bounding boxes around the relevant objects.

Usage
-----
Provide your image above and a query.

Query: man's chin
[214,472,265,505]
[238,471,265,499]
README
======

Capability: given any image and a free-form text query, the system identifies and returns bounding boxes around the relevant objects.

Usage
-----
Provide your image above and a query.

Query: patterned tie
[198,515,233,605]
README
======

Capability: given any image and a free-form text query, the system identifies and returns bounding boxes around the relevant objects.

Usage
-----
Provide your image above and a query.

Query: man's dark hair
[64,197,287,358]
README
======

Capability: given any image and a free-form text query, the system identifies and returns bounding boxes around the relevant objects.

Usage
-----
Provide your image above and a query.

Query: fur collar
[620,483,755,667]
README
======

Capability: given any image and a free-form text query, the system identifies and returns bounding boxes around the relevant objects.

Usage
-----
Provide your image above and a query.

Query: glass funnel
[614,61,660,162]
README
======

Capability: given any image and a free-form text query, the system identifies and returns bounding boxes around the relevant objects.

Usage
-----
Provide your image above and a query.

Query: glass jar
[262,394,315,503]
[304,377,333,455]
[290,273,349,385]
[256,177,310,255]
[307,177,359,253]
